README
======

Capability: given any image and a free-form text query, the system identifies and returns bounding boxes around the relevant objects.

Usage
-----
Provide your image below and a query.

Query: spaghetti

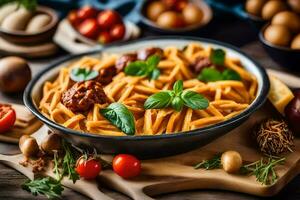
[39,43,258,136]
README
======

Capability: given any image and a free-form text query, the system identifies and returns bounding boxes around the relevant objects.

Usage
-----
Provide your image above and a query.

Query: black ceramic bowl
[24,37,269,158]
[245,13,267,31]
[259,24,300,71]
[139,0,213,34]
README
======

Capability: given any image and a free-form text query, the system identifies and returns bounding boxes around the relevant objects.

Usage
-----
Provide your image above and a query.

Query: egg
[272,11,300,33]
[245,0,267,16]
[146,1,167,21]
[288,0,300,14]
[26,14,51,33]
[182,4,203,25]
[262,0,287,20]
[291,34,300,49]
[0,3,18,24]
[264,24,292,46]
[1,8,32,31]
[156,11,185,28]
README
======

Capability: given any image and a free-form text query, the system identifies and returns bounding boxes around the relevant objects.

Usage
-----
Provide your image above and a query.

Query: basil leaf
[181,90,209,110]
[144,91,173,109]
[124,61,147,76]
[124,55,161,80]
[147,55,160,68]
[100,103,135,135]
[210,49,225,65]
[172,96,184,112]
[150,68,160,80]
[197,68,223,82]
[173,80,183,95]
[70,68,99,82]
[222,69,241,81]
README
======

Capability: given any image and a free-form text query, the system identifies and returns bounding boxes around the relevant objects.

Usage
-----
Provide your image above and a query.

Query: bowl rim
[259,23,300,53]
[139,0,213,33]
[0,5,58,36]
[24,36,270,141]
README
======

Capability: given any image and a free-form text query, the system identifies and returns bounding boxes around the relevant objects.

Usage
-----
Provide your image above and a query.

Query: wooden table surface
[0,15,300,200]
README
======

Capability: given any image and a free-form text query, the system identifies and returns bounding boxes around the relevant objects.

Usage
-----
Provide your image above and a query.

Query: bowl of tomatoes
[54,6,140,53]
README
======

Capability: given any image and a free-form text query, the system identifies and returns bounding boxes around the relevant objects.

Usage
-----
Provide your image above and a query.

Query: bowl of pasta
[24,37,269,158]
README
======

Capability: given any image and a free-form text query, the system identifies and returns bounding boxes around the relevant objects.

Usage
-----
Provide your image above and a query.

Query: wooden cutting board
[0,70,300,200]
[0,104,42,143]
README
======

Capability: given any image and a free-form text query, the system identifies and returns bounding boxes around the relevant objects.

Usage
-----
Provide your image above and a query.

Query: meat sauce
[62,80,108,112]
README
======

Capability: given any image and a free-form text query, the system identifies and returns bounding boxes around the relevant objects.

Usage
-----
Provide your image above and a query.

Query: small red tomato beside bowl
[0,104,16,133]
[112,154,141,179]
[67,6,126,45]
[76,156,102,180]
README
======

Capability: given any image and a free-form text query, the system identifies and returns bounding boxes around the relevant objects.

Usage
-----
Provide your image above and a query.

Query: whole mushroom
[221,151,243,174]
[0,57,31,93]
[19,135,40,157]
[41,133,62,155]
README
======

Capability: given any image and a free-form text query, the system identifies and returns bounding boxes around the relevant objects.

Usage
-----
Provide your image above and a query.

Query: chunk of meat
[62,80,108,112]
[115,53,137,72]
[137,47,164,60]
[97,66,116,85]
[190,57,212,73]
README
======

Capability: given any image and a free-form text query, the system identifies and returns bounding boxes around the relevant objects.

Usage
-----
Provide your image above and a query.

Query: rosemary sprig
[241,157,285,185]
[0,0,37,11]
[22,177,63,199]
[194,154,222,170]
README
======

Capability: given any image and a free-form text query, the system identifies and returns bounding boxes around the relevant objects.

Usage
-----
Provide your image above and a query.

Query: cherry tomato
[77,6,98,21]
[112,154,141,179]
[68,10,81,27]
[0,104,16,133]
[97,10,122,29]
[76,156,102,179]
[110,24,125,40]
[98,31,113,44]
[78,18,99,39]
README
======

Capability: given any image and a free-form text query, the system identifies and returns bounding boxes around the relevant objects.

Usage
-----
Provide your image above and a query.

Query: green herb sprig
[22,177,63,199]
[70,68,99,82]
[198,68,241,82]
[61,140,80,183]
[240,157,285,185]
[100,102,136,135]
[144,80,209,112]
[194,154,285,185]
[0,0,37,11]
[194,154,221,170]
[22,140,80,199]
[124,55,161,80]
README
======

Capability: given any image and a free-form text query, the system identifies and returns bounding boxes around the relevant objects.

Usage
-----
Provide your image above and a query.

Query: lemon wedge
[268,75,294,114]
